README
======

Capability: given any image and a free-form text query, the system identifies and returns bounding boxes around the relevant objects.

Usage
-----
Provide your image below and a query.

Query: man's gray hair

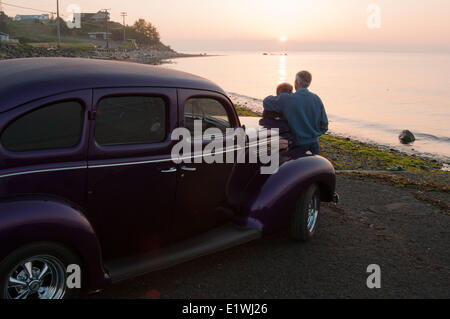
[296,71,312,88]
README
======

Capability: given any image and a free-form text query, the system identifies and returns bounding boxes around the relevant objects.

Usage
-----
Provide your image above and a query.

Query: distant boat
[262,52,288,56]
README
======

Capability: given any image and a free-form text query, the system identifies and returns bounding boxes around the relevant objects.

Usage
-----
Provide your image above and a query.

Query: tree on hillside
[55,17,71,36]
[0,12,11,33]
[130,19,160,46]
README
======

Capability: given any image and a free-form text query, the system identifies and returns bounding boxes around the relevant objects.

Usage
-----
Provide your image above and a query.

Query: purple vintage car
[0,58,337,299]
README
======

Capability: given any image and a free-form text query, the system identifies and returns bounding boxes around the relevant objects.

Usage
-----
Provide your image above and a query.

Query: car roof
[0,57,226,112]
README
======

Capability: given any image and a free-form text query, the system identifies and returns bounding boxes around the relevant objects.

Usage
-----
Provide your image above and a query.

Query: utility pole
[120,12,127,42]
[56,0,61,48]
[102,9,110,49]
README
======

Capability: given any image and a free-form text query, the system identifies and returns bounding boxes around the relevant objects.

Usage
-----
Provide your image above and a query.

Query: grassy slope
[319,134,442,172]
[29,42,96,50]
[4,20,173,52]
[234,105,262,117]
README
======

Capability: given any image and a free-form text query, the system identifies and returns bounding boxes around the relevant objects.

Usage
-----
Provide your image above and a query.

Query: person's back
[259,83,294,150]
[263,71,328,154]
[279,89,327,145]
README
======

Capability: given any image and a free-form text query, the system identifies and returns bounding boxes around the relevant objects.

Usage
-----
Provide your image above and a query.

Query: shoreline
[235,107,450,175]
[0,43,215,65]
[160,53,221,64]
[322,132,450,168]
[229,95,450,165]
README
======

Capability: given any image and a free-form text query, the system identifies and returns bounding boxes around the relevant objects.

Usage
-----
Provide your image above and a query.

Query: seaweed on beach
[319,134,444,173]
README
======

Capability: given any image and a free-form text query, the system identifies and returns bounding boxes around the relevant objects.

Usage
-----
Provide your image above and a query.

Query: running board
[105,223,261,283]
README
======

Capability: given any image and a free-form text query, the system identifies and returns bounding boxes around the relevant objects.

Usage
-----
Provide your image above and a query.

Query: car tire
[0,242,81,299]
[290,183,321,241]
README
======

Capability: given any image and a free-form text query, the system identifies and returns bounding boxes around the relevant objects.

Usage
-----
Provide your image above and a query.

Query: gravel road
[90,175,450,299]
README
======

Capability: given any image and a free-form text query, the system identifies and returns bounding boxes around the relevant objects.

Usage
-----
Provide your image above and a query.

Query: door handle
[161,167,177,173]
[181,166,197,172]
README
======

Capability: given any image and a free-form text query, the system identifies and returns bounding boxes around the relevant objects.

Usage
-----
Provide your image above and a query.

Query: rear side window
[184,97,231,138]
[95,96,167,146]
[1,101,84,152]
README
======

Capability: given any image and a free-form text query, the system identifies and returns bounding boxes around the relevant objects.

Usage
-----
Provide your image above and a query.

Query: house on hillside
[80,11,110,21]
[88,32,112,40]
[13,14,50,23]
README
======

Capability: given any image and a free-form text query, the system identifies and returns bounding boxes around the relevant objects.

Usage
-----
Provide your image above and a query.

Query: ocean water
[165,51,450,161]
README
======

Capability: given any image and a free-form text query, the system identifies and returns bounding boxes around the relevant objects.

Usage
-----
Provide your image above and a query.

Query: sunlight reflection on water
[165,51,450,161]
[279,55,286,83]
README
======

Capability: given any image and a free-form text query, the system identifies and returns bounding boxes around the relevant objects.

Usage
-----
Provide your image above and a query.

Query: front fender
[243,155,336,233]
[0,196,109,290]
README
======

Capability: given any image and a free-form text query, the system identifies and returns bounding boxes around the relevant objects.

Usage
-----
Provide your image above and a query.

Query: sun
[280,35,287,42]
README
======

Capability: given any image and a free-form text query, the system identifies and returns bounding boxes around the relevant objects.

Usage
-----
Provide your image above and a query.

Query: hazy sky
[2,0,450,51]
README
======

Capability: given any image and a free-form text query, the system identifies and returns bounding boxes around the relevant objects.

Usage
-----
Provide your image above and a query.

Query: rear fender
[0,196,109,290]
[242,155,336,233]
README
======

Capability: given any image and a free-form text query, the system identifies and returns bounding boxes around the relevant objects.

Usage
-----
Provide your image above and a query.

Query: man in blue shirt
[263,71,328,155]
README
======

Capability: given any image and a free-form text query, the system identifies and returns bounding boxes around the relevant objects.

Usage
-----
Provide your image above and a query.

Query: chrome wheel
[306,193,319,233]
[4,255,66,299]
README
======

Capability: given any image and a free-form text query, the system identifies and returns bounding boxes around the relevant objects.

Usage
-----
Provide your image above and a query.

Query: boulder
[387,166,404,172]
[399,130,415,144]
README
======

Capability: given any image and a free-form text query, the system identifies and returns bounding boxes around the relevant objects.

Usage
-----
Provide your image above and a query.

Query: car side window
[184,97,231,138]
[95,95,167,146]
[1,101,84,152]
